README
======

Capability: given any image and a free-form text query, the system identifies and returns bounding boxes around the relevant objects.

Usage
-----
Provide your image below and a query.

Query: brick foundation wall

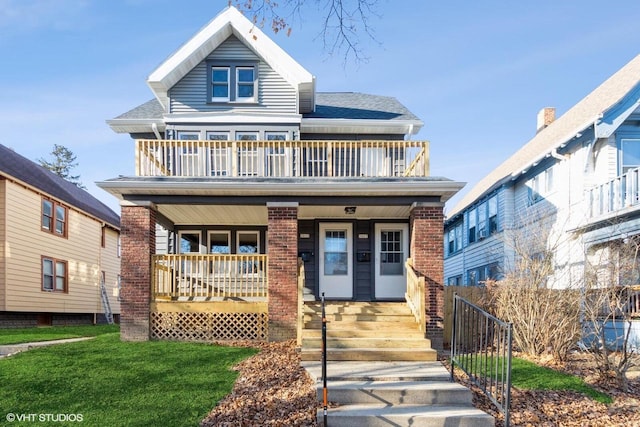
[267,204,298,341]
[120,206,156,341]
[410,204,445,351]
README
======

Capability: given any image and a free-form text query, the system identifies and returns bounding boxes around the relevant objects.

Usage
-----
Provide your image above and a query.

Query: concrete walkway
[0,337,95,358]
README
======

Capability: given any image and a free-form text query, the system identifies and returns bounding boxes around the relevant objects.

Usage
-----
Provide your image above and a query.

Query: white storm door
[319,223,353,298]
[375,224,408,299]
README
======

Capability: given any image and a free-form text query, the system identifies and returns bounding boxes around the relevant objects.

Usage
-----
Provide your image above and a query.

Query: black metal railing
[450,293,513,426]
[321,292,328,426]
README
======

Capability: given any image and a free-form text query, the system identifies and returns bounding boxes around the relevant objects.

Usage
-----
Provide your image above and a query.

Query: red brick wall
[120,206,156,341]
[267,205,298,341]
[410,204,445,351]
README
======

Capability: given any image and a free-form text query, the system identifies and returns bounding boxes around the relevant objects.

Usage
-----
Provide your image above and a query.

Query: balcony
[586,167,640,219]
[135,139,429,178]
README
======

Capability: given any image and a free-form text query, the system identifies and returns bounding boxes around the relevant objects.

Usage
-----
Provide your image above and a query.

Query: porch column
[120,203,156,341]
[410,202,445,351]
[267,202,299,341]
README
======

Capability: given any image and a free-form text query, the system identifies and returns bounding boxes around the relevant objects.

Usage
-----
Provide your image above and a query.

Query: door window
[380,230,403,275]
[324,230,348,275]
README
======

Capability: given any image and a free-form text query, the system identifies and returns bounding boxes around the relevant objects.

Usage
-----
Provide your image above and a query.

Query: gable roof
[0,144,120,228]
[147,6,315,113]
[448,54,640,218]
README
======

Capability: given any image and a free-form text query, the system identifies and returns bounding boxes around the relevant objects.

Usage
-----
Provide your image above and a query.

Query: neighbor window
[209,62,258,103]
[621,139,640,174]
[467,208,476,244]
[42,256,67,292]
[42,198,67,238]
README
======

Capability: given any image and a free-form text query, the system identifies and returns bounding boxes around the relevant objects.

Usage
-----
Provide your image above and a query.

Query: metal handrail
[451,293,512,426]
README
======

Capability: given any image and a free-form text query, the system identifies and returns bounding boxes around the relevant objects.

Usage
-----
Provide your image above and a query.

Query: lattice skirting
[150,311,268,341]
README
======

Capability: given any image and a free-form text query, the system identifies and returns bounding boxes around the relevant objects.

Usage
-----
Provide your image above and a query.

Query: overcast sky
[1,0,639,214]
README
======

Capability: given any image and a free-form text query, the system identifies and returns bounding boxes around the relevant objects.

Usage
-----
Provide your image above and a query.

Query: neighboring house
[444,54,640,296]
[0,144,121,327]
[98,6,463,351]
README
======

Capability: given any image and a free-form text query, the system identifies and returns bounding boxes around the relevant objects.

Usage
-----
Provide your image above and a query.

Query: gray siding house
[445,54,640,293]
[98,6,463,359]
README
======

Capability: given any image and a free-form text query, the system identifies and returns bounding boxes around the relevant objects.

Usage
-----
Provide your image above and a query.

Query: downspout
[151,122,162,140]
[405,124,414,141]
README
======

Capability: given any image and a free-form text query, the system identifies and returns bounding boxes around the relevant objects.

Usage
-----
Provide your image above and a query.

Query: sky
[1,0,640,215]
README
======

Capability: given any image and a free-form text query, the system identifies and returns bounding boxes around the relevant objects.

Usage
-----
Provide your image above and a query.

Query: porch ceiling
[157,204,413,225]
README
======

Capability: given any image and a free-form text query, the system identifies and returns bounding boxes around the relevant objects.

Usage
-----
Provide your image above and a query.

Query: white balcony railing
[136,139,429,178]
[587,168,640,219]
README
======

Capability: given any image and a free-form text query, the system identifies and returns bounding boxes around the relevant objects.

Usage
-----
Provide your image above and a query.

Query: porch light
[344,206,356,215]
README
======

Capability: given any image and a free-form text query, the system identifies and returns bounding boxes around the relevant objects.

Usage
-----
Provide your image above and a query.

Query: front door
[319,223,353,298]
[374,224,408,299]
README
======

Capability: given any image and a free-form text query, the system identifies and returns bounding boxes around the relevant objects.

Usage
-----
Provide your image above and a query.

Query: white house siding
[169,35,297,114]
[0,179,5,310]
[3,181,117,314]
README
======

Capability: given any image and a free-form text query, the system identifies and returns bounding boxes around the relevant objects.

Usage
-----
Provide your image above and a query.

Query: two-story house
[98,6,463,359]
[444,55,640,297]
[0,144,121,327]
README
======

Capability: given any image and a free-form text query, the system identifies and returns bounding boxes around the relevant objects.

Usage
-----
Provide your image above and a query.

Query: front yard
[0,330,257,426]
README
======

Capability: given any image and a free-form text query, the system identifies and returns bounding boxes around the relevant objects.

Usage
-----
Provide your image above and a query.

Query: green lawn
[0,333,258,426]
[456,355,612,404]
[0,324,119,345]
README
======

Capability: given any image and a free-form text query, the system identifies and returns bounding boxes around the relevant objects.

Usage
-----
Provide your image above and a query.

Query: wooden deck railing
[152,254,267,300]
[405,258,426,333]
[587,167,640,218]
[135,139,429,178]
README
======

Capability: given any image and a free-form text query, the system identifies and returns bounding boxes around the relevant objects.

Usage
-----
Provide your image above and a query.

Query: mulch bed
[201,341,639,427]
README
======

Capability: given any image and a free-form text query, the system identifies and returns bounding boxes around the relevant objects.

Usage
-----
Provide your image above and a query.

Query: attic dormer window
[208,61,258,103]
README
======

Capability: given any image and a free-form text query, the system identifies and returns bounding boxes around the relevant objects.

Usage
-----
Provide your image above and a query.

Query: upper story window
[447,222,463,255]
[621,139,640,174]
[208,61,258,103]
[42,198,67,238]
[466,194,499,244]
[528,166,555,206]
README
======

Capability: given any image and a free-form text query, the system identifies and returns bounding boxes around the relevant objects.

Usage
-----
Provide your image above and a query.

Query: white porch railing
[135,139,430,178]
[152,254,267,300]
[586,167,640,218]
[405,258,426,333]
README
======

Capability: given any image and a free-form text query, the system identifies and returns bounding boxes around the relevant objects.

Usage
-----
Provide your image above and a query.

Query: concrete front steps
[300,301,437,362]
[302,361,494,427]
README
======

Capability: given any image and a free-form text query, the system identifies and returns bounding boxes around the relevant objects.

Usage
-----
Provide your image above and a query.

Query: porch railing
[451,294,512,426]
[152,254,268,300]
[135,139,429,178]
[586,167,640,218]
[405,258,426,333]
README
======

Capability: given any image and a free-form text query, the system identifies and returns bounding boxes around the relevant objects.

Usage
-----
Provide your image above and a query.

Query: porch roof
[97,176,464,203]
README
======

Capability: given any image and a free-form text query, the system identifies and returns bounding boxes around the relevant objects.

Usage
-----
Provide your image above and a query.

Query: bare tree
[230,0,380,64]
[488,211,582,361]
[582,236,640,392]
[38,144,86,189]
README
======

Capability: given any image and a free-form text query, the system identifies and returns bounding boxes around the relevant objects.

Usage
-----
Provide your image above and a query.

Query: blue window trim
[207,60,258,104]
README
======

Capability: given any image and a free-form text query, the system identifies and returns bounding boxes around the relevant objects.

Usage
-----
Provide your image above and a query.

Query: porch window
[237,132,259,176]
[208,231,230,254]
[621,139,640,174]
[380,230,403,275]
[324,230,348,275]
[42,198,67,238]
[207,132,230,176]
[42,256,67,292]
[178,231,201,254]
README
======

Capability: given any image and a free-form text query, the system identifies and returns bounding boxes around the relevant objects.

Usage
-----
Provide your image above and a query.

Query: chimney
[536,107,555,133]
